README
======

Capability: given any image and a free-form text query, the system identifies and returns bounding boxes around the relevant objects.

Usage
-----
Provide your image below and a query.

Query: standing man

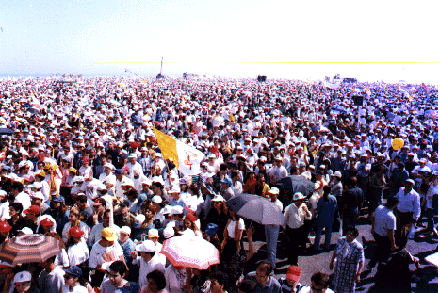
[366,197,399,270]
[265,187,283,269]
[284,192,312,266]
[395,179,421,248]
[341,177,363,235]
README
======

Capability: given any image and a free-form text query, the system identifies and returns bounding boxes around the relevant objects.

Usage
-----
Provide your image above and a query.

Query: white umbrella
[160,236,220,270]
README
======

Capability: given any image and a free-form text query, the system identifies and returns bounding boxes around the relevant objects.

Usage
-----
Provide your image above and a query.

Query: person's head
[13,271,32,293]
[92,198,106,215]
[10,181,24,195]
[146,270,167,293]
[101,226,118,246]
[237,279,257,293]
[268,187,279,202]
[8,203,23,218]
[209,271,229,293]
[310,272,330,293]
[404,179,415,192]
[39,255,56,270]
[108,261,127,287]
[68,207,81,223]
[345,227,359,243]
[255,260,273,286]
[385,197,399,210]
[63,266,82,287]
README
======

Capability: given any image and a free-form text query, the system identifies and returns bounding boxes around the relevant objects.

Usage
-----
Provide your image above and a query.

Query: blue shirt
[317,195,338,226]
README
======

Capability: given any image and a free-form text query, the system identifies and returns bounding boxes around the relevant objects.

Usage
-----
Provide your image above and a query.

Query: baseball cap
[24,205,40,215]
[40,217,55,227]
[64,266,82,278]
[152,195,163,204]
[101,227,118,241]
[121,226,131,236]
[0,221,12,233]
[170,205,184,215]
[148,228,159,238]
[332,171,342,178]
[69,226,85,238]
[268,187,279,194]
[13,271,32,284]
[17,227,33,235]
[211,194,225,202]
[205,223,219,236]
[136,240,156,253]
[286,265,301,283]
[93,198,106,206]
[52,196,65,203]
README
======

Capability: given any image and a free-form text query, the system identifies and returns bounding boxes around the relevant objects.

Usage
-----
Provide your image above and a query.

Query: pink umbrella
[160,236,220,270]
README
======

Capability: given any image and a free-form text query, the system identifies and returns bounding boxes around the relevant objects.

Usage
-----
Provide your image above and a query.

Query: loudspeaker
[352,95,364,106]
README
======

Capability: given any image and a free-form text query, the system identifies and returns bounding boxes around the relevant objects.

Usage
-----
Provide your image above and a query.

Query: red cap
[92,198,106,206]
[0,221,12,233]
[82,156,90,164]
[24,205,40,215]
[286,265,301,283]
[185,213,197,222]
[69,226,85,238]
[130,141,138,149]
[40,218,55,227]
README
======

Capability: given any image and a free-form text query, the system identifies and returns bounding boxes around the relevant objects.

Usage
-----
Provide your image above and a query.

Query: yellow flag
[397,83,400,90]
[153,128,179,168]
[141,80,146,84]
[229,114,235,122]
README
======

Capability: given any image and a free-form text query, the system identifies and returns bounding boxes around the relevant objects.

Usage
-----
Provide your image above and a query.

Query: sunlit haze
[1,0,438,84]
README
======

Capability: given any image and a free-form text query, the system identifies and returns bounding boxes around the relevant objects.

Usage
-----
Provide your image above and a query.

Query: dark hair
[10,202,24,214]
[386,197,399,209]
[256,260,273,275]
[109,260,127,276]
[210,271,229,288]
[77,195,88,203]
[311,272,330,287]
[220,163,228,172]
[127,189,138,199]
[10,181,24,192]
[147,270,166,290]
[238,279,257,292]
[346,226,359,237]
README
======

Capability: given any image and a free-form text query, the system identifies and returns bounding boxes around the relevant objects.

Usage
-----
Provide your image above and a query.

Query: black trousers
[285,226,304,266]
[396,211,414,248]
[368,232,392,268]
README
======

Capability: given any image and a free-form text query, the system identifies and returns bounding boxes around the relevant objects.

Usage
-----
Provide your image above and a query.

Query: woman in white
[0,190,9,221]
[66,226,90,267]
[62,207,90,244]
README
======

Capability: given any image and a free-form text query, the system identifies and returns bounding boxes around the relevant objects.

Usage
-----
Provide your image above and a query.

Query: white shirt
[226,219,245,238]
[133,254,166,289]
[61,284,88,293]
[68,240,90,267]
[284,203,311,229]
[89,241,123,269]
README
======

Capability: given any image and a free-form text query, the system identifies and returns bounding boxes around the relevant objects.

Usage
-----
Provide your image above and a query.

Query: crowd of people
[0,75,437,293]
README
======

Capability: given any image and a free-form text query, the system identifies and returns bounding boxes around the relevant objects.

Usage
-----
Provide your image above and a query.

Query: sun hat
[23,205,40,215]
[69,226,85,238]
[120,226,131,236]
[136,240,156,253]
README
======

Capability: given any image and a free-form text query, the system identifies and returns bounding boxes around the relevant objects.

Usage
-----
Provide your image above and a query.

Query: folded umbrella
[160,235,220,270]
[0,235,63,266]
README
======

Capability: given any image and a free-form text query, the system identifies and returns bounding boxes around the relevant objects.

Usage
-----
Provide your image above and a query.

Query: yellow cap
[101,227,118,241]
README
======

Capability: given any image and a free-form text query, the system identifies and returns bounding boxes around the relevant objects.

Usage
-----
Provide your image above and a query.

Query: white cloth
[68,240,90,267]
[133,254,166,289]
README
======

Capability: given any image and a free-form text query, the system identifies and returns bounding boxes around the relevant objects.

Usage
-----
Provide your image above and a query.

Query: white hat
[163,227,174,239]
[170,205,184,215]
[169,185,181,194]
[292,192,306,201]
[17,227,33,235]
[211,194,225,202]
[30,192,44,201]
[332,171,342,178]
[133,214,146,228]
[141,178,152,186]
[268,187,279,195]
[13,271,32,284]
[136,240,156,253]
[121,226,131,236]
[129,153,137,158]
[30,182,42,189]
[152,195,163,204]
[148,228,159,238]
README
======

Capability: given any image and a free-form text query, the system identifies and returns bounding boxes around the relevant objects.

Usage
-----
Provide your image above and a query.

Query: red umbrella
[160,235,220,270]
[0,235,63,266]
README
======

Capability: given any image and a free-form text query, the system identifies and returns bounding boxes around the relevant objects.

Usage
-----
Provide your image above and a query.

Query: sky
[1,0,439,84]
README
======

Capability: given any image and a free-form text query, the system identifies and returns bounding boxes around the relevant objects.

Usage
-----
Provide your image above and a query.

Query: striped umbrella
[160,236,220,270]
[0,235,63,266]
